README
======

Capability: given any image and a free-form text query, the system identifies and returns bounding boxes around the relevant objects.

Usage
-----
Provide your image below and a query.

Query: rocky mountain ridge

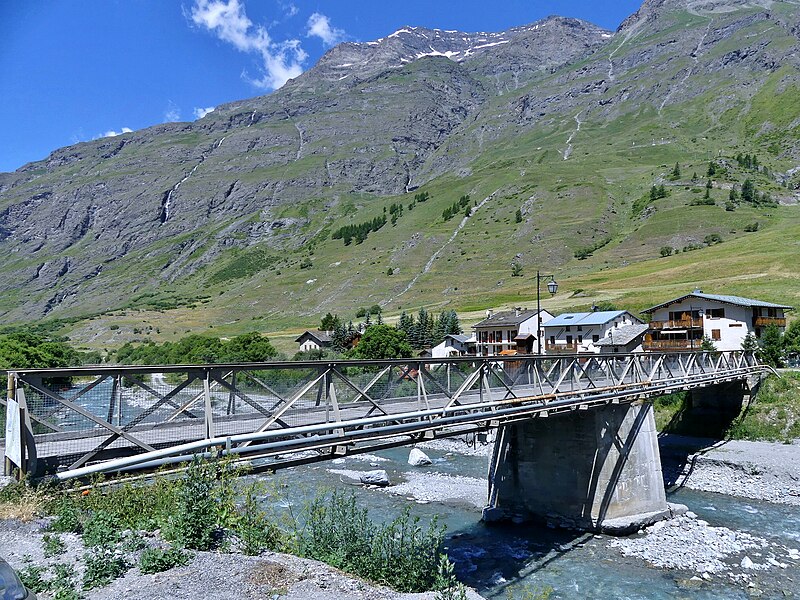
[1,0,799,332]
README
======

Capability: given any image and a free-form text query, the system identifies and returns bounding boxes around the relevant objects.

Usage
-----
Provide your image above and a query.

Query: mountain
[1,0,799,347]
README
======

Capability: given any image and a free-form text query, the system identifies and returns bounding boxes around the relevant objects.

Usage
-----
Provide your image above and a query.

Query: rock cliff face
[1,0,799,323]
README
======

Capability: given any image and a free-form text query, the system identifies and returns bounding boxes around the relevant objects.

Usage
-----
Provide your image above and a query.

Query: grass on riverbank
[653,372,800,442]
[1,458,464,598]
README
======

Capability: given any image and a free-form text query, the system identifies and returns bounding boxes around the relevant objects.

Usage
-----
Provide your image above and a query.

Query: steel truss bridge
[2,351,765,481]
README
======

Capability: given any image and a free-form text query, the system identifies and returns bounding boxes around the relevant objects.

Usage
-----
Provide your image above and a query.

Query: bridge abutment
[689,378,753,415]
[483,402,681,534]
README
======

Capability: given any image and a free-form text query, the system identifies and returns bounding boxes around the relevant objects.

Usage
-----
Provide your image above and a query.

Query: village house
[542,310,644,354]
[594,323,649,354]
[472,308,554,356]
[641,291,792,352]
[294,330,333,353]
[430,334,475,358]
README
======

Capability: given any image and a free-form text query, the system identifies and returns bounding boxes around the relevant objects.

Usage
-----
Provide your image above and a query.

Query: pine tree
[741,179,755,204]
[670,162,681,180]
[515,208,523,223]
[741,332,758,353]
[759,324,784,367]
[396,311,414,339]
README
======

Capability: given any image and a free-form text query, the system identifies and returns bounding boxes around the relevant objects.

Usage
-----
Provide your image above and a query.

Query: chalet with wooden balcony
[542,311,644,354]
[472,308,554,356]
[641,291,793,352]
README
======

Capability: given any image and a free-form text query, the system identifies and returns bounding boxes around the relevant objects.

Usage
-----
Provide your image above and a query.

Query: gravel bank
[662,436,800,505]
[0,519,485,600]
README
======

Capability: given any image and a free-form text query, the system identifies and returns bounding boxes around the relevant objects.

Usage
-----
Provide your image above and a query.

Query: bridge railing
[2,351,763,479]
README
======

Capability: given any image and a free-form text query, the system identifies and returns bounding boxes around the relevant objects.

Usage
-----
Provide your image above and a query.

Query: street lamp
[536,271,558,354]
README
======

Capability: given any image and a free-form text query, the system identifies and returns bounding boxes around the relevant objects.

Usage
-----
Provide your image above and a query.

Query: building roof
[294,330,332,344]
[642,292,793,314]
[472,309,545,328]
[594,323,649,346]
[445,334,472,344]
[543,310,640,328]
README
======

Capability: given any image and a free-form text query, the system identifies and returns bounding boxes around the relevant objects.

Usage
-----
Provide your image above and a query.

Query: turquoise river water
[257,443,799,599]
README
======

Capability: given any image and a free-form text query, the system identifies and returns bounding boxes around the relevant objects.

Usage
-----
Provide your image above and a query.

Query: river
[257,441,800,599]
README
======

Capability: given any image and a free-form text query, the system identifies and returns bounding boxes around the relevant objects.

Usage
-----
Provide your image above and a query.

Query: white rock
[685,511,698,519]
[408,448,432,466]
[360,470,390,487]
[741,556,755,569]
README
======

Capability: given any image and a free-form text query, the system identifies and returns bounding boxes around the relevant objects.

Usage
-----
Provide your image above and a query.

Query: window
[578,335,583,344]
[577,326,582,331]
[566,335,573,345]
[592,335,599,343]
[729,323,742,328]
[707,308,725,318]
[711,329,721,341]
[565,326,571,332]
[550,336,555,344]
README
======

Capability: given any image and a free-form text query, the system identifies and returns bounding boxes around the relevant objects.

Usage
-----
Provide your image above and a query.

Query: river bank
[1,434,799,599]
[0,517,484,600]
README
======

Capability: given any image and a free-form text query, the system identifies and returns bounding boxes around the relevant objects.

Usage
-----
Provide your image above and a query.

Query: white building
[430,334,475,358]
[295,330,332,352]
[641,291,792,352]
[472,308,554,356]
[542,311,644,354]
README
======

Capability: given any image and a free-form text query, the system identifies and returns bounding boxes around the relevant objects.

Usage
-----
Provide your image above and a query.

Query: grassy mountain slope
[0,0,798,352]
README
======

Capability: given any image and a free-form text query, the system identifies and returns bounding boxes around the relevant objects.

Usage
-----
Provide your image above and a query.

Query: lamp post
[536,271,558,355]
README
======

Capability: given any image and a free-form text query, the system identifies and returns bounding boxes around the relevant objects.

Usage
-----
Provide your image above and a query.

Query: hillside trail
[381,190,499,307]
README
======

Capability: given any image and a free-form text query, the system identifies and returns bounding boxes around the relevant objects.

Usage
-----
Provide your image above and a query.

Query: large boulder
[408,448,432,467]
[360,470,391,487]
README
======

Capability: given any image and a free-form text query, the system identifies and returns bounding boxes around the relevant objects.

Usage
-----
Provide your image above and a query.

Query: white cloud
[281,2,298,17]
[164,102,181,122]
[306,12,345,47]
[100,127,133,138]
[190,0,305,90]
[193,106,216,119]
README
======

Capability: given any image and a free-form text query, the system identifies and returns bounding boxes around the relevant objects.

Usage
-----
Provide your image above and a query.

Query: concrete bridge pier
[483,402,683,534]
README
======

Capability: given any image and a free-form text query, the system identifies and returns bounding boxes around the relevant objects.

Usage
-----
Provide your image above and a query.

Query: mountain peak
[308,17,612,84]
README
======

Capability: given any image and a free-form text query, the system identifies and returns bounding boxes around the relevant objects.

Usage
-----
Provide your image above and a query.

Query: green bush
[83,510,122,547]
[42,534,66,557]
[139,547,191,574]
[235,482,284,556]
[296,490,445,592]
[83,546,128,589]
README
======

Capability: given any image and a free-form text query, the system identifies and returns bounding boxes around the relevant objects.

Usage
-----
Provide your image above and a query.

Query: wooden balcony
[649,318,703,330]
[642,339,694,351]
[545,343,578,354]
[753,317,786,328]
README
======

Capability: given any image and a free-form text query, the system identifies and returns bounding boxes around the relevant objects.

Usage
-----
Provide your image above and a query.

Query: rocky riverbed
[2,435,800,599]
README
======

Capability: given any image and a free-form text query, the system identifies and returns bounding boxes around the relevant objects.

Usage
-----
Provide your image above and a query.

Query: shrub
[296,490,444,592]
[172,458,221,551]
[235,482,284,556]
[659,246,673,257]
[42,534,66,557]
[83,510,121,547]
[139,547,191,574]
[83,546,128,589]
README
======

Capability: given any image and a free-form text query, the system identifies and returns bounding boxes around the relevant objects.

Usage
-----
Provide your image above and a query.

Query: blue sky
[0,1,642,173]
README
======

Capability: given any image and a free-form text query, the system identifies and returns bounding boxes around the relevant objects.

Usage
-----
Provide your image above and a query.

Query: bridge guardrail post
[203,369,214,440]
[4,372,35,479]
